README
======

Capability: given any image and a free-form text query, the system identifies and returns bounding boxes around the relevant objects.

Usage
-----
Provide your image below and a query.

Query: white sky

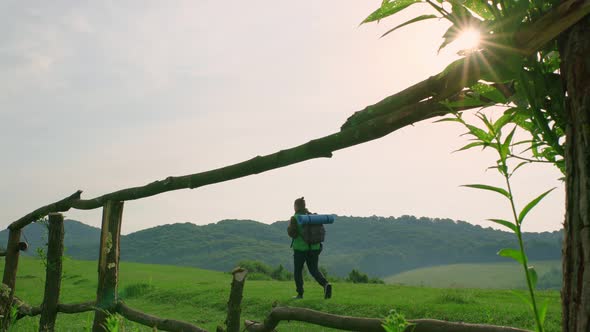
[0,1,564,234]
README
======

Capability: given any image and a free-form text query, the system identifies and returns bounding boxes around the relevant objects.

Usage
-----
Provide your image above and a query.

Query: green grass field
[384,261,561,289]
[2,258,561,331]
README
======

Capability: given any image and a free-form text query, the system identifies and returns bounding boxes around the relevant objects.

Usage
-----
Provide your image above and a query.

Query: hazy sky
[1,1,564,234]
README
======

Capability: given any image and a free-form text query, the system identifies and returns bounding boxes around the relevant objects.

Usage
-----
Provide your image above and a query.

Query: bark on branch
[341,0,590,129]
[8,191,82,231]
[244,306,532,332]
[15,299,95,318]
[57,301,96,314]
[116,302,208,332]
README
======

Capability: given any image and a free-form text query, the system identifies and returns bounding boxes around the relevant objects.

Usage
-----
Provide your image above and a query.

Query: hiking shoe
[324,283,332,299]
[292,294,303,300]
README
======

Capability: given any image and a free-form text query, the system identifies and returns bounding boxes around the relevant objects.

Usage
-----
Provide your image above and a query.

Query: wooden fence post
[92,201,123,332]
[0,228,23,330]
[39,213,65,332]
[219,267,248,332]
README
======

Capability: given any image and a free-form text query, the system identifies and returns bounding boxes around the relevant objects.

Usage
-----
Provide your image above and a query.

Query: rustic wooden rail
[2,210,211,332]
[1,1,589,331]
[244,307,533,332]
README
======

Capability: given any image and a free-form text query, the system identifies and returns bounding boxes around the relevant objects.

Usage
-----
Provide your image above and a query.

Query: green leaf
[454,141,485,152]
[498,248,524,264]
[481,53,524,83]
[518,188,556,223]
[433,117,462,123]
[465,124,492,142]
[471,82,496,94]
[381,15,438,37]
[476,113,495,135]
[488,218,517,232]
[462,184,511,199]
[438,25,460,53]
[500,127,516,160]
[510,161,529,177]
[528,266,538,289]
[461,0,495,20]
[447,97,486,108]
[362,0,422,24]
[481,88,508,104]
[493,113,514,132]
[447,2,476,24]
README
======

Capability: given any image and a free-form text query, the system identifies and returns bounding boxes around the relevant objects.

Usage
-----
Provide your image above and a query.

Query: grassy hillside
[3,258,562,331]
[1,216,562,278]
[384,261,561,289]
[114,216,563,278]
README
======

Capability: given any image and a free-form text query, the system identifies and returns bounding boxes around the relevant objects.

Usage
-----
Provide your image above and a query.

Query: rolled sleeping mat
[296,214,335,225]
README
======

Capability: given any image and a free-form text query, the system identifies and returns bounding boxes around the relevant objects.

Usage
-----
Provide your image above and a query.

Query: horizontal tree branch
[64,0,590,211]
[8,191,82,231]
[514,0,590,55]
[68,99,456,210]
[15,299,96,319]
[244,306,532,332]
[8,0,588,218]
[116,301,208,332]
[341,0,588,129]
[14,298,40,318]
[58,301,96,314]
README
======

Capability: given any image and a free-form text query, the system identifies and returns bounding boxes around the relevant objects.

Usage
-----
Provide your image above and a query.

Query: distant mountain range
[0,216,562,277]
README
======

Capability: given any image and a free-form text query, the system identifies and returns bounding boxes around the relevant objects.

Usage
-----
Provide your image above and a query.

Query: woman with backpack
[287,197,332,299]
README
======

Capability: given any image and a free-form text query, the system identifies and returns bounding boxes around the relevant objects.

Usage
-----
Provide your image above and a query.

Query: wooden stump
[0,228,22,329]
[92,201,123,332]
[225,267,248,332]
[39,213,65,332]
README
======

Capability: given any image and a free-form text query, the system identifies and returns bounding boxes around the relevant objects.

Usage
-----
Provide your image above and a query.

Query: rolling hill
[0,215,562,278]
[383,260,561,289]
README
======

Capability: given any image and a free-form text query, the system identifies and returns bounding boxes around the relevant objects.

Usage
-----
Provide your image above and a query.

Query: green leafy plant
[363,0,565,173]
[6,305,19,332]
[363,1,567,331]
[101,312,122,332]
[444,112,552,332]
[382,309,414,332]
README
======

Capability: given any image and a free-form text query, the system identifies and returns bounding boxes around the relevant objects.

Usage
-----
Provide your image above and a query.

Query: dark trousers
[293,249,328,296]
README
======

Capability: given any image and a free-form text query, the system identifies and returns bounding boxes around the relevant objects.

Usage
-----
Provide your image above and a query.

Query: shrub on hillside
[347,269,369,283]
[346,269,383,284]
[237,260,273,275]
[247,273,273,281]
[538,267,562,290]
[436,290,476,304]
[235,260,293,281]
[121,282,155,299]
[270,264,293,281]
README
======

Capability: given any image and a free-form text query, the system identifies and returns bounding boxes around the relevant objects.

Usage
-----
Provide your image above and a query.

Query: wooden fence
[0,209,531,332]
[1,2,588,330]
[1,206,213,332]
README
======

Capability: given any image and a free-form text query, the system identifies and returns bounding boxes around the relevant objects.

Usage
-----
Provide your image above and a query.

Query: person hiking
[287,197,332,299]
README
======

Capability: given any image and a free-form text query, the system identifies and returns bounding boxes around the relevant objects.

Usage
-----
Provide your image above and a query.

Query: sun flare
[455,28,481,51]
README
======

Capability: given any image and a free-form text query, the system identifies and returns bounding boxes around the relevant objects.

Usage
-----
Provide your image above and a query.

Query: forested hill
[0,216,561,277]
